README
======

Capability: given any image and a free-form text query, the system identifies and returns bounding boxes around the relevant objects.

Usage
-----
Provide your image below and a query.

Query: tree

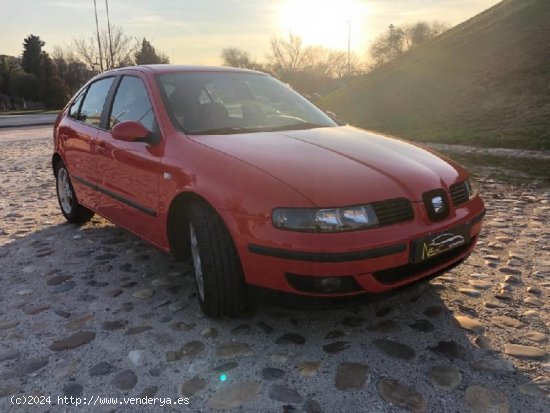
[371,21,449,66]
[39,52,69,109]
[267,33,306,75]
[22,34,45,77]
[370,24,406,66]
[0,55,23,109]
[12,73,40,101]
[51,47,94,94]
[73,26,136,72]
[266,33,366,80]
[221,35,369,95]
[296,47,365,79]
[403,21,449,49]
[135,38,169,65]
[0,56,21,96]
[221,48,263,71]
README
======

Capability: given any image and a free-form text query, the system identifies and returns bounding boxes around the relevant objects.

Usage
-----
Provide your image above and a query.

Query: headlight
[465,177,479,199]
[272,208,316,231]
[272,204,379,232]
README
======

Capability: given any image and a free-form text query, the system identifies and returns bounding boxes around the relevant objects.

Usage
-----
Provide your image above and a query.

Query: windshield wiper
[265,122,330,132]
[188,123,331,135]
[189,127,254,135]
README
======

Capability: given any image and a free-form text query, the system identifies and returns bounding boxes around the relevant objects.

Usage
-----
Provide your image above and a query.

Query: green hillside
[320,0,550,150]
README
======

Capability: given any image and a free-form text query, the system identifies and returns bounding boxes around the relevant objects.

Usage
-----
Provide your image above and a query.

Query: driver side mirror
[112,121,158,145]
[325,110,344,126]
[325,110,338,120]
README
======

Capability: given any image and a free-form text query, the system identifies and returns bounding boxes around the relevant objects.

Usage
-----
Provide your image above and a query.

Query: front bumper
[226,196,485,297]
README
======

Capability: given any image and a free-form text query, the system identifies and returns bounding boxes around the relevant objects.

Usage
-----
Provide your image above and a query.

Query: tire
[188,200,246,317]
[54,161,94,224]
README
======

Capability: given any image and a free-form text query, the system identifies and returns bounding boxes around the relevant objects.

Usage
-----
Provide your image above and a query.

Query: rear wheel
[55,161,94,224]
[188,201,246,317]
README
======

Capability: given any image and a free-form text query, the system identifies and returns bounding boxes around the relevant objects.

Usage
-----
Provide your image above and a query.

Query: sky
[0,0,500,64]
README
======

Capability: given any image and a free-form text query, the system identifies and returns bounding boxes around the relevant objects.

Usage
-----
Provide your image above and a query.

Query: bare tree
[72,26,137,72]
[267,33,307,75]
[266,37,366,79]
[221,48,263,71]
[51,47,94,93]
[325,50,365,79]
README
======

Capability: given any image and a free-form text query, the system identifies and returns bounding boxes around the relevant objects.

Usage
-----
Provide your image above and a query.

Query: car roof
[104,64,267,76]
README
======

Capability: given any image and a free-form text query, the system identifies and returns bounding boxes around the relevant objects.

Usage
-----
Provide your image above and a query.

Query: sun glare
[279,0,370,50]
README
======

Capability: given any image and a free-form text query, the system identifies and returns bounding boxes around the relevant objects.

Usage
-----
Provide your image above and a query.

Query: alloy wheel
[57,168,73,214]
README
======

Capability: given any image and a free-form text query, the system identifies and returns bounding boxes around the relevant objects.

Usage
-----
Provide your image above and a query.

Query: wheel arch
[52,152,64,176]
[166,191,225,260]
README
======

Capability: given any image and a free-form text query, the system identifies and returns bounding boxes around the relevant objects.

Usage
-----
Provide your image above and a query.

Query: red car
[53,65,485,317]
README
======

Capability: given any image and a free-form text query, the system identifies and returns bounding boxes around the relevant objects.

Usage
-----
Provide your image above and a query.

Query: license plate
[411,225,471,263]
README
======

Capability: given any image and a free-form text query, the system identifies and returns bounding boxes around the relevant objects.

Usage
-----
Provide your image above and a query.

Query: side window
[109,76,156,131]
[78,77,114,127]
[69,92,84,119]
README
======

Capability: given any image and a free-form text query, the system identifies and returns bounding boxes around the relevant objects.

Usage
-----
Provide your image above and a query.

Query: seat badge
[431,196,444,213]
[163,172,172,180]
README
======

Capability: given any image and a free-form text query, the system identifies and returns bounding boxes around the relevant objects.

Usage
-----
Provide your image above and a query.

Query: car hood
[188,126,465,206]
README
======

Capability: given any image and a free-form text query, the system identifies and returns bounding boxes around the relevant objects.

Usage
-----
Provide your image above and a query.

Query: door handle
[96,141,106,154]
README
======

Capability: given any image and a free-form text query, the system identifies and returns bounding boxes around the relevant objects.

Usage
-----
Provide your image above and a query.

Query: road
[0,113,57,128]
[0,126,548,412]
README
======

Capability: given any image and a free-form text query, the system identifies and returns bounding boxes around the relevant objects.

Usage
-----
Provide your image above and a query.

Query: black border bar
[471,208,486,225]
[73,175,157,217]
[248,243,406,263]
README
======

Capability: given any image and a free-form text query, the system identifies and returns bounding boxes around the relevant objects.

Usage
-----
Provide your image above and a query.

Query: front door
[96,74,165,246]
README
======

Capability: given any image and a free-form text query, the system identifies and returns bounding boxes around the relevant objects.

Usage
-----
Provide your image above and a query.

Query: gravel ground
[0,129,549,413]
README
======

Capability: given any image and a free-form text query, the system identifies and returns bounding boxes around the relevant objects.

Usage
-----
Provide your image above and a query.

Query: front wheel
[55,161,94,224]
[188,201,246,317]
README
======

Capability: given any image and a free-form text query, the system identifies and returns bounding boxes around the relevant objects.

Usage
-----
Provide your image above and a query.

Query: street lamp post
[105,0,114,69]
[347,20,351,77]
[93,0,104,72]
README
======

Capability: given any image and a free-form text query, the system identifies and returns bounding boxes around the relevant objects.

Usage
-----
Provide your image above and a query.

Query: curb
[0,122,54,129]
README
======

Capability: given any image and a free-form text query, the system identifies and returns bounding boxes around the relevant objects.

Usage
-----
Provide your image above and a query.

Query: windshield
[156,71,337,134]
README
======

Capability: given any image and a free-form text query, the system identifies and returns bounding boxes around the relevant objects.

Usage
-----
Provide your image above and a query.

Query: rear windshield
[156,72,337,135]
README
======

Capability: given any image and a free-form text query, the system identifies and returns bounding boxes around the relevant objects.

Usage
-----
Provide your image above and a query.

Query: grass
[442,151,550,186]
[320,0,550,150]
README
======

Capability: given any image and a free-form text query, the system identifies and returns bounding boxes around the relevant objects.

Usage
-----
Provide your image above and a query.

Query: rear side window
[78,77,114,127]
[69,92,84,119]
[109,76,156,131]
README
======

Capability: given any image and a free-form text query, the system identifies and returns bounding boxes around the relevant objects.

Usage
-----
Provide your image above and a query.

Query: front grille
[449,182,469,206]
[286,273,362,294]
[372,237,475,284]
[372,198,414,226]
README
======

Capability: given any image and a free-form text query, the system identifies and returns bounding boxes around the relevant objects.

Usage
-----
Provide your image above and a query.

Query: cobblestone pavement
[1,132,549,412]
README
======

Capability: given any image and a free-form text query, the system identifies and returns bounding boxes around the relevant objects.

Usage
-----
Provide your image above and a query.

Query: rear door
[59,77,115,210]
[95,74,165,245]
